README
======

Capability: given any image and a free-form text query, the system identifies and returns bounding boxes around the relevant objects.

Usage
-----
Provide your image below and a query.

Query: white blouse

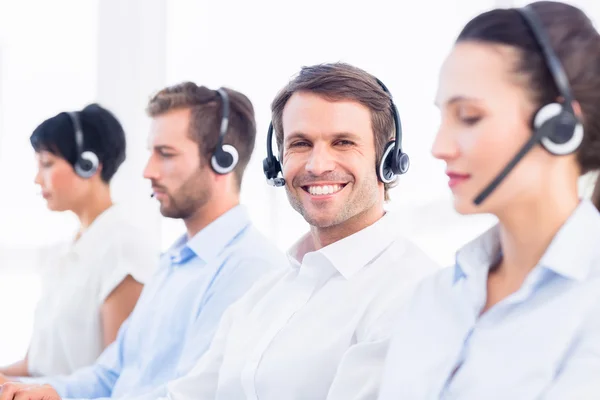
[27,205,159,376]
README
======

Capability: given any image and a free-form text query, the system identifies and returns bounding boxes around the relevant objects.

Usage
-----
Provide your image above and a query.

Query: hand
[0,374,18,386]
[0,383,61,400]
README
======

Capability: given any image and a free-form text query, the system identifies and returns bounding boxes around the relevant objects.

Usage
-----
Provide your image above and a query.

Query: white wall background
[0,0,597,366]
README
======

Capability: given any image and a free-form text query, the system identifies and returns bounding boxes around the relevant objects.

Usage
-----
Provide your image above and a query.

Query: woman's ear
[572,100,583,120]
[556,96,582,120]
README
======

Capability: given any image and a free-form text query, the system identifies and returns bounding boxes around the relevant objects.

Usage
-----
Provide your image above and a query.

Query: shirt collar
[539,200,600,280]
[287,212,398,280]
[453,223,500,284]
[454,200,600,284]
[169,205,252,265]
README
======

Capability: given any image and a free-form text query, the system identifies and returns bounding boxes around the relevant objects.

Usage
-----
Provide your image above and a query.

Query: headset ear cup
[378,141,397,184]
[262,155,283,184]
[262,157,273,179]
[75,151,99,179]
[534,103,583,155]
[540,120,583,155]
[533,103,562,129]
[211,144,239,174]
[263,156,279,180]
[263,156,284,186]
[398,152,410,175]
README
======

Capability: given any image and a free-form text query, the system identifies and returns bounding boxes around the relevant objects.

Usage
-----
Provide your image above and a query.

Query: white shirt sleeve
[97,233,158,304]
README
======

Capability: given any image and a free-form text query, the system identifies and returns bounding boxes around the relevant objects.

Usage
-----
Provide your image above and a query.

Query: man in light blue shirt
[1,83,285,399]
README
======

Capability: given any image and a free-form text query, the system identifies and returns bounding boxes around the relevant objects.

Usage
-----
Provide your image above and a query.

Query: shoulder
[390,263,458,324]
[95,213,160,283]
[363,264,456,341]
[223,266,291,312]
[408,264,456,300]
[223,223,288,269]
[103,211,160,260]
[350,235,444,339]
[374,234,443,289]
[205,223,289,296]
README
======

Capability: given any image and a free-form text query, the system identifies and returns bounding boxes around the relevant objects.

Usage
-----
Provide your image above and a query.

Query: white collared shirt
[27,205,159,376]
[157,212,439,400]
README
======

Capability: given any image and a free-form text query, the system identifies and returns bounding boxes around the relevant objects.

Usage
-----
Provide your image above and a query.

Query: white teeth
[307,184,343,196]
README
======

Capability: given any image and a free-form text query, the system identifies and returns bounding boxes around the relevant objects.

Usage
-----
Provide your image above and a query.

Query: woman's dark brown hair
[458,1,600,208]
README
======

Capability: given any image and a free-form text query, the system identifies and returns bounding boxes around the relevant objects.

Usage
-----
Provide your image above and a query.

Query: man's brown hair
[147,82,256,189]
[270,62,397,200]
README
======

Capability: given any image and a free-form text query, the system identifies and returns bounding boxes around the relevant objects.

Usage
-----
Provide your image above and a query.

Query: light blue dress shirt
[23,205,285,400]
[379,200,600,400]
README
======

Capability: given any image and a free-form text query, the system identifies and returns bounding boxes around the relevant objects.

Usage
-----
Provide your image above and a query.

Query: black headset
[210,88,239,174]
[473,5,584,205]
[263,78,410,187]
[67,111,100,179]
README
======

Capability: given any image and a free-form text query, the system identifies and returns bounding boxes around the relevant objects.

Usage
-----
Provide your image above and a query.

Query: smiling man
[278,88,395,247]
[0,64,439,400]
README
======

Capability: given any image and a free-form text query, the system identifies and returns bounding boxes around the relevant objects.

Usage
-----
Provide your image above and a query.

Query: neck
[494,191,579,280]
[311,202,385,250]
[74,185,113,232]
[184,193,240,238]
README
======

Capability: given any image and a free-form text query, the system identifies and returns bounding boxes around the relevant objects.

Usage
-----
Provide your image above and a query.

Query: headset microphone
[472,5,583,206]
[269,177,286,187]
[474,124,548,205]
